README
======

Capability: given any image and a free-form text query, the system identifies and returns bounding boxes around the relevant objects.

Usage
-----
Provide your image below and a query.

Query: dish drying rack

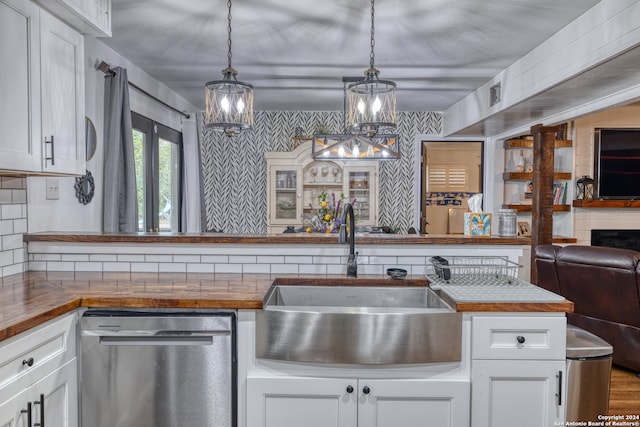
[425,256,525,288]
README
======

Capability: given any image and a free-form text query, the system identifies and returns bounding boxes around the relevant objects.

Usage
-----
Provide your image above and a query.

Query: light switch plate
[46,178,59,200]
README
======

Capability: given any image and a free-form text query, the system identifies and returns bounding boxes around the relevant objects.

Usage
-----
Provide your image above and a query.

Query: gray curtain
[180,114,206,232]
[103,67,138,232]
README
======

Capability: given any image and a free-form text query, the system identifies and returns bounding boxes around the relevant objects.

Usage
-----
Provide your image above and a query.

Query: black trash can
[566,325,613,422]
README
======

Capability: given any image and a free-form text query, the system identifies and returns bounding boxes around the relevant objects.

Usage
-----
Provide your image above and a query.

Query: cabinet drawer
[0,312,77,389]
[472,316,565,360]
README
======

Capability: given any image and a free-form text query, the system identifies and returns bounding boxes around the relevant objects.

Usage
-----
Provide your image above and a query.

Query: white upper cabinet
[40,10,85,174]
[0,0,85,176]
[34,0,111,36]
[0,0,42,172]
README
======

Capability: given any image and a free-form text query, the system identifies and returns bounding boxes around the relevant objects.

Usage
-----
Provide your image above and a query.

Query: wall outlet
[46,178,59,200]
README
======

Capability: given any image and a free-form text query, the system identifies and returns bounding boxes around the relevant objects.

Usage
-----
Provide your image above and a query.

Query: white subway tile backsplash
[285,256,313,264]
[397,256,427,265]
[173,255,201,263]
[229,255,257,264]
[358,264,384,275]
[102,262,131,272]
[257,255,285,264]
[0,190,11,204]
[201,255,229,263]
[271,264,298,274]
[187,263,215,274]
[90,254,118,262]
[46,261,75,271]
[145,255,173,263]
[120,254,145,262]
[2,263,24,276]
[0,251,12,267]
[1,204,23,220]
[312,256,341,265]
[131,263,159,273]
[13,248,25,264]
[61,254,90,262]
[215,264,242,273]
[242,264,271,274]
[299,264,327,275]
[33,253,62,261]
[159,263,187,273]
[1,177,25,189]
[11,190,26,204]
[13,219,26,234]
[75,262,104,272]
[1,234,23,251]
[0,220,12,235]
[28,261,47,271]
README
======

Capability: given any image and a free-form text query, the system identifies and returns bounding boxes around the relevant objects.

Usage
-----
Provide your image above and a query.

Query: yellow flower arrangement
[306,191,355,233]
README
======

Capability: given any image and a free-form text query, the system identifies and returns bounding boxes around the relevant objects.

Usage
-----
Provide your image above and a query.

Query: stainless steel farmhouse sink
[255,281,462,365]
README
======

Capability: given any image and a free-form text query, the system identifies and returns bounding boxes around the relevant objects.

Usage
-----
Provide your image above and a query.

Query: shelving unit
[501,133,573,238]
[572,200,640,208]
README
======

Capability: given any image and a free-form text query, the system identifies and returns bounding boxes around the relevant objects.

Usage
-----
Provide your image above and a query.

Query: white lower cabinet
[0,358,77,427]
[247,376,470,427]
[470,315,566,427]
[471,360,565,427]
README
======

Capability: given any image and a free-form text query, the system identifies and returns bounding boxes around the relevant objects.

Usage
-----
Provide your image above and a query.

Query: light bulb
[366,145,375,157]
[372,96,382,113]
[220,96,230,113]
[357,99,365,114]
[338,146,345,157]
[236,98,245,113]
[353,145,360,158]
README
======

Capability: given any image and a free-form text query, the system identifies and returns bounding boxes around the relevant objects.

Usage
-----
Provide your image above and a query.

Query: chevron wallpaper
[200,111,442,234]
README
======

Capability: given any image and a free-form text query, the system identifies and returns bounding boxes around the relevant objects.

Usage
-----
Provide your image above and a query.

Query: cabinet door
[29,358,78,427]
[358,379,470,427]
[40,10,85,175]
[0,386,30,427]
[0,0,41,172]
[343,166,377,226]
[268,165,302,228]
[471,360,565,427]
[247,376,357,427]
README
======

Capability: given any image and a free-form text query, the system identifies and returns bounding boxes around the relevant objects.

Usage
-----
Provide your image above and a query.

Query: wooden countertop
[23,232,576,245]
[0,272,573,342]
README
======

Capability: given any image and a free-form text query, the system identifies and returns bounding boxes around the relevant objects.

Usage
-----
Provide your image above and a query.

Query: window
[132,112,183,232]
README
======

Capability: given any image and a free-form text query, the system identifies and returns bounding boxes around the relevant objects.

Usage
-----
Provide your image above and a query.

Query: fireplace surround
[591,229,640,252]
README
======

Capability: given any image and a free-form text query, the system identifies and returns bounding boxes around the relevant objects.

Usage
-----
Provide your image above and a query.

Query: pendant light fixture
[347,0,396,137]
[204,0,254,137]
[312,78,399,160]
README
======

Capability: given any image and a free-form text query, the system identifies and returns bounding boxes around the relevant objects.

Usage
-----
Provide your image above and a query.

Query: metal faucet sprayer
[339,203,358,277]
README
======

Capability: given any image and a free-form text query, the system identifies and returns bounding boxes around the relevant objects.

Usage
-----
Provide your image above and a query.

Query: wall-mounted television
[594,128,640,199]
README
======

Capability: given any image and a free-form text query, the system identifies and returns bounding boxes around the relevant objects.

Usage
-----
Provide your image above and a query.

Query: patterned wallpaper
[200,111,442,234]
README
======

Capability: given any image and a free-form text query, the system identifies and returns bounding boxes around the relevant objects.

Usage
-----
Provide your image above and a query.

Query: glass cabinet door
[344,166,376,225]
[271,167,301,224]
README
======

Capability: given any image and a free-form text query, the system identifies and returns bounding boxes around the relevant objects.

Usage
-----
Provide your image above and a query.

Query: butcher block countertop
[23,232,577,245]
[0,272,573,342]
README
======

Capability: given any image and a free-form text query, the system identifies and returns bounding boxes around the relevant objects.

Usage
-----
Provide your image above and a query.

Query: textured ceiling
[102,0,601,112]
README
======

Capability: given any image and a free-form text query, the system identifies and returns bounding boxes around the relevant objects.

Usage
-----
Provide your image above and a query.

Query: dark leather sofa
[535,244,640,372]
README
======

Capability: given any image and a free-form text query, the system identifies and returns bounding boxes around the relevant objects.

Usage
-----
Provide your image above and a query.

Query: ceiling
[103,0,602,113]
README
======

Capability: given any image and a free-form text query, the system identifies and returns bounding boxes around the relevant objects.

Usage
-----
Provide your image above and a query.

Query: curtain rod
[96,60,191,119]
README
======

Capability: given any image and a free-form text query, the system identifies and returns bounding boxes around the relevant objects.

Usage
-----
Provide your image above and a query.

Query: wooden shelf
[504,139,572,149]
[572,200,640,208]
[502,204,571,212]
[503,172,572,181]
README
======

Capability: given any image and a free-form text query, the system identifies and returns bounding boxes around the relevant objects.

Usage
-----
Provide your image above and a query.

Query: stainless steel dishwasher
[80,309,236,427]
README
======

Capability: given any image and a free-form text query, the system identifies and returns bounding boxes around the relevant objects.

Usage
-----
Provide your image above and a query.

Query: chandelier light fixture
[312,78,400,160]
[204,0,254,136]
[347,0,397,137]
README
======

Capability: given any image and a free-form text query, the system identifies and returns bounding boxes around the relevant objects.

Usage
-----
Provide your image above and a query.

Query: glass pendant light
[204,0,254,137]
[347,0,396,137]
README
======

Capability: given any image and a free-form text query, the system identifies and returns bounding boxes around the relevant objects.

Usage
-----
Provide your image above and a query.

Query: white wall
[27,38,199,233]
[572,103,640,244]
